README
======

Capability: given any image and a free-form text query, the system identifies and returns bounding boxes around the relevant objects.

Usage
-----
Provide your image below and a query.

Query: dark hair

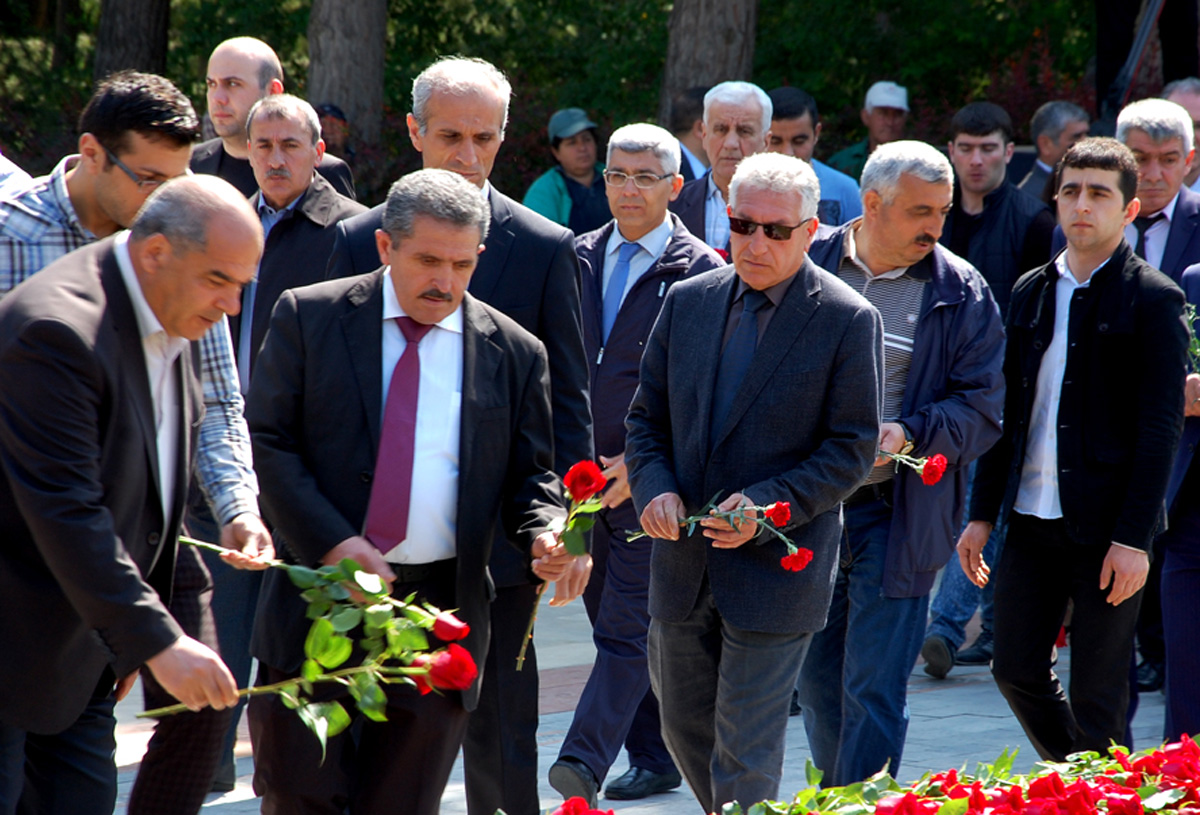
[768,86,819,125]
[949,101,1014,145]
[79,70,200,155]
[1054,137,1138,204]
[669,86,710,135]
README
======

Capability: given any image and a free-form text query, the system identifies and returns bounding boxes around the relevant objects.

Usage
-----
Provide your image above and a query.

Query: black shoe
[549,757,598,808]
[604,766,683,800]
[955,633,994,666]
[210,759,236,793]
[921,634,955,679]
[1137,659,1165,693]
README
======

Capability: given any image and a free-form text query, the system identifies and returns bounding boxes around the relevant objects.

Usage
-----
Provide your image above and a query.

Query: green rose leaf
[287,566,319,589]
[1142,789,1187,810]
[330,605,363,633]
[355,571,385,595]
[316,632,354,669]
[386,624,429,655]
[305,617,335,661]
[325,582,351,601]
[560,526,587,556]
[300,658,322,683]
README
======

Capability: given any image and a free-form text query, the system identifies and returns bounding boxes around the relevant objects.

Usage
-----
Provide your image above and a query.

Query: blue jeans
[925,463,1006,649]
[796,496,929,786]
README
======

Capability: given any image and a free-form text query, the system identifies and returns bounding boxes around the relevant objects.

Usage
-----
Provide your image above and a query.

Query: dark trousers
[559,513,675,783]
[1163,466,1200,741]
[0,674,117,815]
[129,542,233,815]
[249,566,468,815]
[462,582,542,815]
[992,512,1142,761]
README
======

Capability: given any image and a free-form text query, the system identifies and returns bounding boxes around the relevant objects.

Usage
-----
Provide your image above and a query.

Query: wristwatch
[898,422,915,456]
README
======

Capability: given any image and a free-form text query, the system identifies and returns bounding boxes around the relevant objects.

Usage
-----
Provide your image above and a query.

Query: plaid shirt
[0,155,259,524]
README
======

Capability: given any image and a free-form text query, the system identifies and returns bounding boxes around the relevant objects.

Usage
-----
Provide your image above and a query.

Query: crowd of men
[0,35,1198,815]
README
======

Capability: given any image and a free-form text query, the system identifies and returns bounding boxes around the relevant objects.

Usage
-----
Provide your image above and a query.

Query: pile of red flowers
[721,737,1200,815]
[550,797,615,815]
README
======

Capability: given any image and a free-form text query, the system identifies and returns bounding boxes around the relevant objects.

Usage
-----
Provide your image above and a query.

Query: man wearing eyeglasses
[798,140,1005,787]
[0,71,272,815]
[547,123,722,808]
[625,152,883,812]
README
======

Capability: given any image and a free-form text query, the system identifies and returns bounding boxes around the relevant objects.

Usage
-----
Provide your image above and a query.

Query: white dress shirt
[114,231,188,523]
[1123,191,1177,270]
[379,268,463,564]
[602,213,674,309]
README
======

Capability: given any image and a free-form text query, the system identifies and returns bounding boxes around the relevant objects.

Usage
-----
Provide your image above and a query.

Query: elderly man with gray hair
[246,168,573,815]
[669,80,772,252]
[801,140,1005,786]
[548,123,722,807]
[626,151,883,812]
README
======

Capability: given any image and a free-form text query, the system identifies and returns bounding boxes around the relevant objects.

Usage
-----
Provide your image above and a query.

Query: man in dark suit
[668,81,771,253]
[0,176,260,814]
[547,123,722,808]
[1019,101,1089,204]
[324,56,592,815]
[626,152,883,812]
[668,86,711,183]
[961,138,1189,761]
[246,168,575,815]
[190,36,355,200]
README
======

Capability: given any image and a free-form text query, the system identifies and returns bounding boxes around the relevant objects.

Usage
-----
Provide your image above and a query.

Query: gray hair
[412,57,512,138]
[606,123,681,176]
[381,169,490,245]
[728,152,820,222]
[245,93,322,146]
[1116,98,1194,154]
[1164,77,1200,100]
[704,81,772,136]
[1030,100,1089,143]
[131,175,260,253]
[860,140,952,204]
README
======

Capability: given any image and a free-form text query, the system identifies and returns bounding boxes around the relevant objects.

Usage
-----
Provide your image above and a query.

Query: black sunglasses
[728,215,812,241]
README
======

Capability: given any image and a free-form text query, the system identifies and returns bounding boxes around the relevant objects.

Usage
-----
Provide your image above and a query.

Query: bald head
[206,37,285,155]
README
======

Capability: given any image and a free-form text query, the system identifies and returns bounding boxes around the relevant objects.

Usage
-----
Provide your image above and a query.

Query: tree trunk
[307,0,387,146]
[52,0,83,73]
[92,0,169,81]
[657,0,758,126]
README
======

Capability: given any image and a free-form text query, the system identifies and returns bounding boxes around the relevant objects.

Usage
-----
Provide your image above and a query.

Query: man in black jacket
[960,138,1189,761]
[548,123,722,807]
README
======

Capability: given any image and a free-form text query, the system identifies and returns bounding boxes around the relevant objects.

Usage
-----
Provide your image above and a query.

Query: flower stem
[515,582,548,671]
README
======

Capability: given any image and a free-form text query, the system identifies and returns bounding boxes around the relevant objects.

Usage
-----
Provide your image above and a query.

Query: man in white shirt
[960,137,1189,761]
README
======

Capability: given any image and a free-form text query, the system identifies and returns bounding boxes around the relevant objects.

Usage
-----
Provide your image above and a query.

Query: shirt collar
[1156,191,1180,224]
[257,188,306,218]
[1054,249,1109,288]
[381,267,464,334]
[113,231,188,359]
[733,269,797,309]
[705,173,726,204]
[609,213,673,260]
[1035,159,1054,174]
[51,154,96,242]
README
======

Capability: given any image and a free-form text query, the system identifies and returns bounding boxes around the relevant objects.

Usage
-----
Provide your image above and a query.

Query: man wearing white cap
[828,81,909,182]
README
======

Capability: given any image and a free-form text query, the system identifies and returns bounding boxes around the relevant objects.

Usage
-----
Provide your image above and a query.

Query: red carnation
[781,547,814,572]
[920,454,948,485]
[764,501,791,527]
[563,460,608,503]
[432,611,470,642]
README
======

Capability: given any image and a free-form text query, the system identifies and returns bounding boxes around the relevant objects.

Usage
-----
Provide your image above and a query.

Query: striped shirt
[834,227,927,485]
[0,155,259,523]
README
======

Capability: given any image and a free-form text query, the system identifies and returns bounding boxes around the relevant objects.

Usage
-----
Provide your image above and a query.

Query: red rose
[715,248,730,262]
[563,460,607,503]
[432,611,470,642]
[1029,773,1067,800]
[409,655,434,695]
[426,643,478,690]
[780,547,814,572]
[764,501,791,527]
[920,453,948,485]
[1105,793,1143,815]
[551,798,591,815]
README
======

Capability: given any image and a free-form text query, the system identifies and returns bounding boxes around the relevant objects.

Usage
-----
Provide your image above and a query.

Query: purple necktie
[364,316,433,554]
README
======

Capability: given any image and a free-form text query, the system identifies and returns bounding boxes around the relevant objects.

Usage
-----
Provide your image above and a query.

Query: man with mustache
[800,140,1006,786]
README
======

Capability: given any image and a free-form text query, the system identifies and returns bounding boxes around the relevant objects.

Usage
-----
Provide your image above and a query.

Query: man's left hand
[531,531,575,582]
[549,554,593,607]
[1099,543,1149,606]
[874,422,907,466]
[599,452,630,509]
[701,492,759,549]
[218,512,275,570]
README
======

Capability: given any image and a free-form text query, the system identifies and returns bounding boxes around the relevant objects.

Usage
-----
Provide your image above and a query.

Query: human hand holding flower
[701,492,761,548]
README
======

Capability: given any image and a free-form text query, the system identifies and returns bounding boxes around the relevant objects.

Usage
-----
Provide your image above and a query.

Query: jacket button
[360,470,372,483]
[1033,340,1043,350]
[148,532,160,546]
[1099,323,1108,332]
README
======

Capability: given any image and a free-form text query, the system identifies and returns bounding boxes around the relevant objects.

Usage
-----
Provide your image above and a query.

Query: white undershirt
[1123,191,1177,270]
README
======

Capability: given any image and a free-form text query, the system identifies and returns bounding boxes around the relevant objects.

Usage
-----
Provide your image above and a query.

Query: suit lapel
[1162,192,1200,281]
[711,261,821,450]
[171,346,203,531]
[686,269,736,466]
[470,191,515,304]
[457,296,502,533]
[340,272,386,452]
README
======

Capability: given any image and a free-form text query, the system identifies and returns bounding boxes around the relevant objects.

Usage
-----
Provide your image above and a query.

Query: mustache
[265,168,291,180]
[419,288,452,302]
[914,233,937,246]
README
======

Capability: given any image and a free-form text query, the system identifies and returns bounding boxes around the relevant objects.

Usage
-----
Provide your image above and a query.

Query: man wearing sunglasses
[799,140,1005,787]
[626,152,883,812]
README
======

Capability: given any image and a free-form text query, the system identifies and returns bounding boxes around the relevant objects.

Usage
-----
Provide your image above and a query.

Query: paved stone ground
[114,594,1168,814]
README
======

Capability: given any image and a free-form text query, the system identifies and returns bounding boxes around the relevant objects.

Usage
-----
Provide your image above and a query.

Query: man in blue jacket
[548,123,722,808]
[799,140,1006,786]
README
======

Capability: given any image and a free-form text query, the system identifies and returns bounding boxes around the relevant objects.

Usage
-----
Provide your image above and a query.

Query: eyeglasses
[103,146,168,192]
[603,170,673,190]
[728,215,812,241]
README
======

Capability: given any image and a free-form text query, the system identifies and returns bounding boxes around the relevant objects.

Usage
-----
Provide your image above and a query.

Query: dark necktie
[709,289,770,447]
[602,241,640,342]
[1133,213,1165,259]
[364,316,433,555]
